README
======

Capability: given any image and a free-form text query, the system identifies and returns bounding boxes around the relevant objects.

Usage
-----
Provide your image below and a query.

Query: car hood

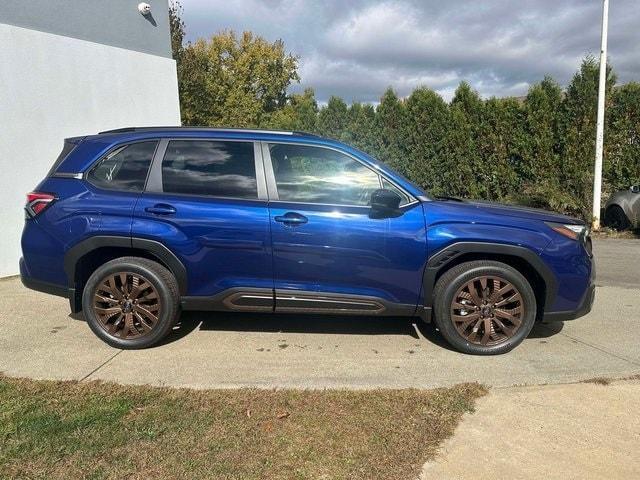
[436,198,584,225]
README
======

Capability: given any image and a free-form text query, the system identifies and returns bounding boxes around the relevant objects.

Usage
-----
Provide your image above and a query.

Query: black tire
[433,260,537,355]
[82,257,180,349]
[604,205,631,231]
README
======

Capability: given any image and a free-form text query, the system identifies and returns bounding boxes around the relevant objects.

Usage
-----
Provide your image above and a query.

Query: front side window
[87,141,157,191]
[162,140,257,199]
[269,144,381,206]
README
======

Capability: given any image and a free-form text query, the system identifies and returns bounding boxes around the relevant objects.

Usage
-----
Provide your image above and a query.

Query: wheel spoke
[480,318,492,345]
[134,312,153,332]
[467,283,483,306]
[452,312,481,324]
[493,317,516,337]
[95,306,121,317]
[94,294,119,305]
[490,284,515,303]
[134,304,159,323]
[105,277,124,301]
[494,308,522,326]
[495,293,522,308]
[130,280,150,300]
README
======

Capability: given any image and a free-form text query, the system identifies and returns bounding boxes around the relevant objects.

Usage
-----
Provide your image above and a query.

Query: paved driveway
[0,238,638,389]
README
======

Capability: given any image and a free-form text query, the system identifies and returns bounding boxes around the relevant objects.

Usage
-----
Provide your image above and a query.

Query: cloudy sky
[180,0,640,102]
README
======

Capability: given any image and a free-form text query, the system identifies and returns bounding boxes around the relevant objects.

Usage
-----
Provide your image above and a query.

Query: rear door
[133,138,273,306]
[85,140,159,237]
[263,141,427,314]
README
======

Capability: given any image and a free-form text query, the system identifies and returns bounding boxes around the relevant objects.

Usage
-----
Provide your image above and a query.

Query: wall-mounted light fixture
[138,2,151,16]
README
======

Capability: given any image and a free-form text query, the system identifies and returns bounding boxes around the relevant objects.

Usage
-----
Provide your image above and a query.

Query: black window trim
[260,140,418,209]
[84,139,160,193]
[145,137,268,202]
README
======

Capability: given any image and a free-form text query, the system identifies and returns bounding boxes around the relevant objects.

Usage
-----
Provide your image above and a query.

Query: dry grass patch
[0,374,485,480]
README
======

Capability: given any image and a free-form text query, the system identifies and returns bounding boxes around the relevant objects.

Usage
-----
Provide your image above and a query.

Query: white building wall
[0,23,181,277]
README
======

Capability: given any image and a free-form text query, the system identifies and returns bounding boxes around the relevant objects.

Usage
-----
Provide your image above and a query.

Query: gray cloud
[181,0,640,102]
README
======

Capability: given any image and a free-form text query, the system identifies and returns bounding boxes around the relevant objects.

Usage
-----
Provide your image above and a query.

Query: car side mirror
[370,189,402,218]
[630,185,640,194]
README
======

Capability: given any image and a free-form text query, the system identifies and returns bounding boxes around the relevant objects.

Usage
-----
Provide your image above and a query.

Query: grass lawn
[0,375,485,479]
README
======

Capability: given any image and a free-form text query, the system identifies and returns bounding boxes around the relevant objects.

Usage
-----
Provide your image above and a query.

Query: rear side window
[87,141,157,192]
[161,140,257,199]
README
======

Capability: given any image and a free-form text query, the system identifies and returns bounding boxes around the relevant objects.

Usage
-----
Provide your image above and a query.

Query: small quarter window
[87,141,157,192]
[161,140,257,199]
[382,178,412,206]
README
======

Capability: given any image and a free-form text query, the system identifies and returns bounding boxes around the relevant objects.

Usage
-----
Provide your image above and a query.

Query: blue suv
[21,127,595,354]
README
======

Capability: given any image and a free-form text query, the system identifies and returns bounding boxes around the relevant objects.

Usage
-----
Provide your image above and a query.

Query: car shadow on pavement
[70,310,565,350]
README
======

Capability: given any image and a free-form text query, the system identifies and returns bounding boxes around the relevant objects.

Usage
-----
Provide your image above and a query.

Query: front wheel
[82,257,180,349]
[433,260,537,355]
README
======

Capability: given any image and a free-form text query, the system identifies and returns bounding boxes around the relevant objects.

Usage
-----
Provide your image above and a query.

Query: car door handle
[274,212,308,225]
[145,204,176,215]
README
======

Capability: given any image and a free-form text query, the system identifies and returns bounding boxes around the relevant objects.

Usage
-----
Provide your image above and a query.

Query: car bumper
[20,257,77,309]
[543,283,595,322]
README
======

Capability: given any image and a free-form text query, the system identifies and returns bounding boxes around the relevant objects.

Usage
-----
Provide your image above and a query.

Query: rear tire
[82,257,180,349]
[604,205,631,231]
[433,260,536,355]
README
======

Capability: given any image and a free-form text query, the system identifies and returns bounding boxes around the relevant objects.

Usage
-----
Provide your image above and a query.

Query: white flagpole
[592,0,609,230]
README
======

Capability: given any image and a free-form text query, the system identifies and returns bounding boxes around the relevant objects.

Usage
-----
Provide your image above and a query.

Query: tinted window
[382,178,412,206]
[162,140,257,198]
[269,144,380,206]
[87,141,157,191]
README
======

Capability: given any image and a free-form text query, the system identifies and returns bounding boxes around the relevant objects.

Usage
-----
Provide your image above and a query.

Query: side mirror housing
[370,189,402,218]
[630,185,640,194]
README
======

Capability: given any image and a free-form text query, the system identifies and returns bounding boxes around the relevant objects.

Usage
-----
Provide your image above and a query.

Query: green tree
[444,82,484,198]
[178,31,299,127]
[606,82,640,192]
[317,96,349,140]
[168,0,185,62]
[343,102,378,154]
[560,57,616,217]
[403,87,450,194]
[512,77,572,212]
[262,88,319,132]
[477,97,522,200]
[374,88,407,173]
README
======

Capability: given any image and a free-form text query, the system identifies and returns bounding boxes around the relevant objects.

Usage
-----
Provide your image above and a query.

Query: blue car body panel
[20,128,595,322]
[269,201,427,306]
[133,193,273,296]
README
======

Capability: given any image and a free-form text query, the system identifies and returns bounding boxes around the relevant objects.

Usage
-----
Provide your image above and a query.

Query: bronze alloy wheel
[92,272,161,339]
[450,275,524,346]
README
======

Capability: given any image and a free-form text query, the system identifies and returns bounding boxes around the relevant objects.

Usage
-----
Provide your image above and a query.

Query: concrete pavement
[421,379,640,480]
[0,238,638,389]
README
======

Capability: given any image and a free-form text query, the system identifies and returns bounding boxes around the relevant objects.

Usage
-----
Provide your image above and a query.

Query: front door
[263,142,426,315]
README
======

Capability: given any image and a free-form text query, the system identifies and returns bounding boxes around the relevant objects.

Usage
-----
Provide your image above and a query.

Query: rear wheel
[604,205,631,231]
[433,260,537,355]
[82,257,180,349]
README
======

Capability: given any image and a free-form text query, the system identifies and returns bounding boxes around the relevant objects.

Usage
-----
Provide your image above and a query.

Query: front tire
[82,257,180,349]
[433,260,537,355]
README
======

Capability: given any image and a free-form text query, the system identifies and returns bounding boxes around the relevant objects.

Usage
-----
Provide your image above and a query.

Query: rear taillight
[25,192,56,218]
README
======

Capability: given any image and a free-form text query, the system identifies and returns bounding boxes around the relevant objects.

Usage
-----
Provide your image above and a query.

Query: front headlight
[545,222,588,241]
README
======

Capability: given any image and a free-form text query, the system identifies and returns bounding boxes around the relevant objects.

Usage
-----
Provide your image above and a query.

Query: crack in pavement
[80,350,123,381]
[539,324,640,367]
